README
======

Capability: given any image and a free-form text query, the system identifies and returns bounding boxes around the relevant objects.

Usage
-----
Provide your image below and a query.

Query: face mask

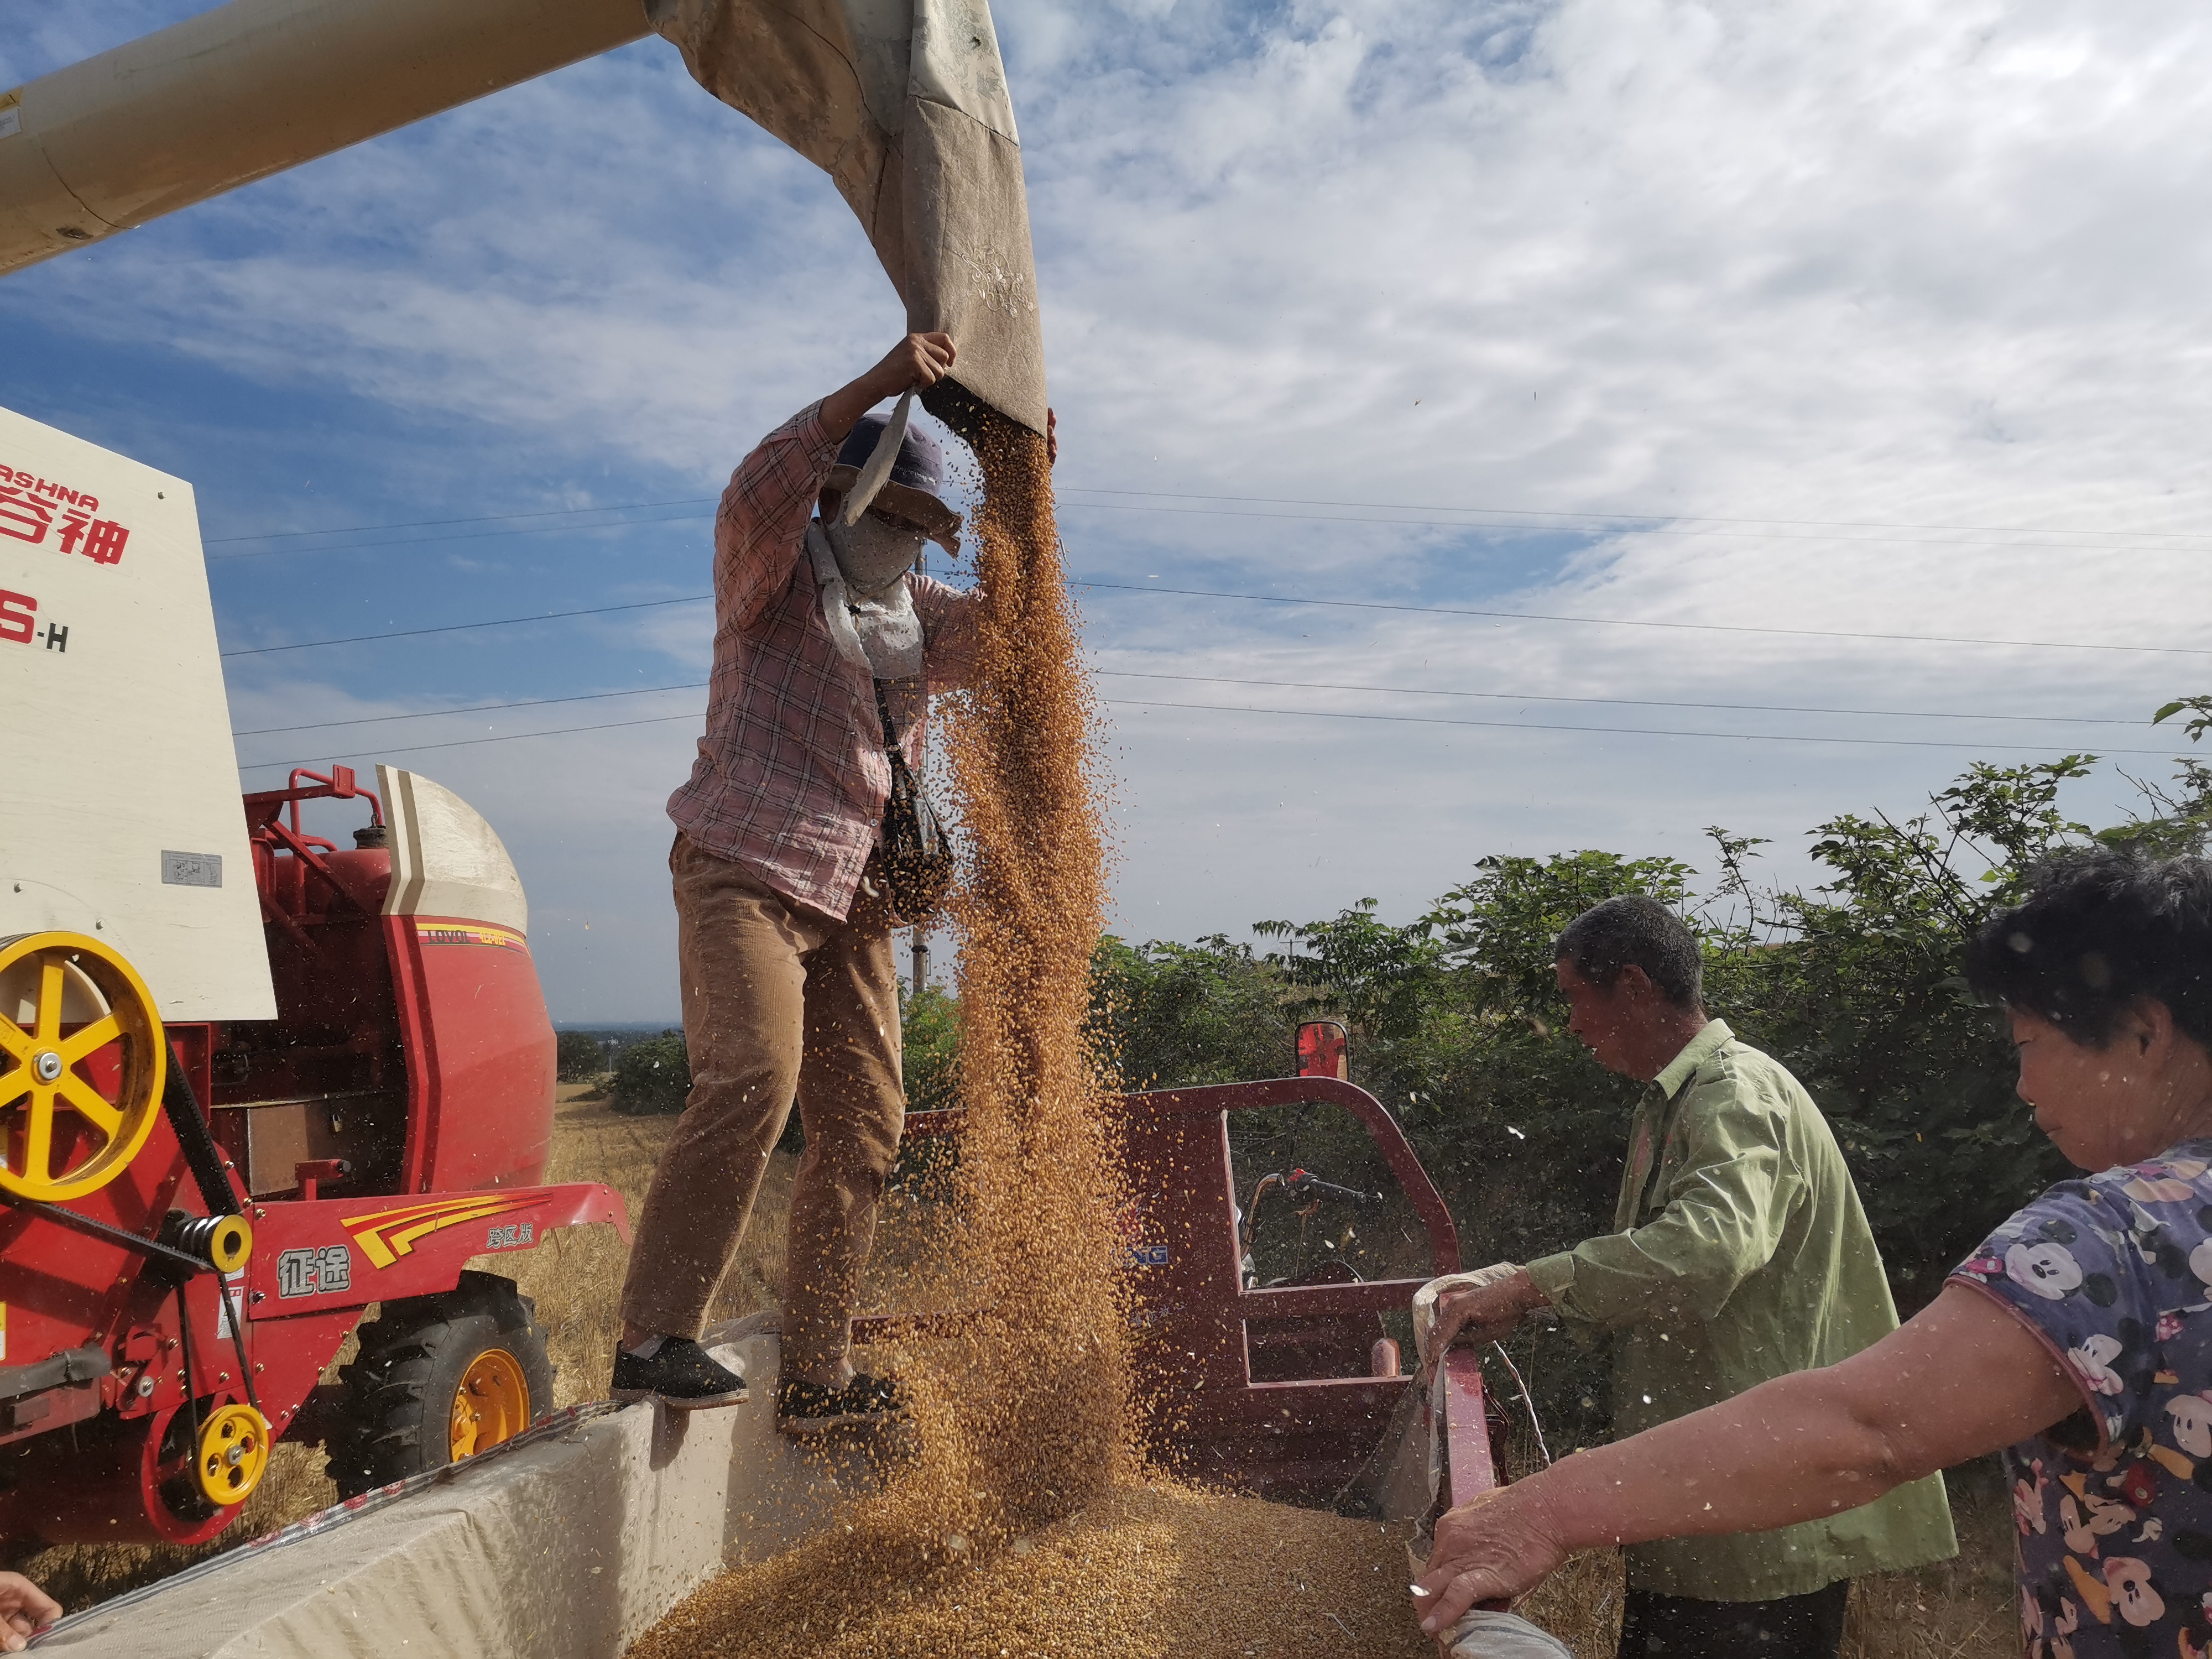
[825,512,925,599]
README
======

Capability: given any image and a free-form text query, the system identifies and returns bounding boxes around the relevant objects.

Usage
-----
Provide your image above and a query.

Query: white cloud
[13,0,2212,1015]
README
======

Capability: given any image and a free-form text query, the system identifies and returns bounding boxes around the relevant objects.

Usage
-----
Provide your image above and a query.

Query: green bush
[555,1029,611,1083]
[902,984,962,1115]
[608,1029,692,1117]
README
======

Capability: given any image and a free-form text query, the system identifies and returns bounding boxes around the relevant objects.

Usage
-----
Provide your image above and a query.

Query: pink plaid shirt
[666,402,981,920]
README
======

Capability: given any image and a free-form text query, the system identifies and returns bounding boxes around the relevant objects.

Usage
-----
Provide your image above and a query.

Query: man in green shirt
[1427,895,1954,1658]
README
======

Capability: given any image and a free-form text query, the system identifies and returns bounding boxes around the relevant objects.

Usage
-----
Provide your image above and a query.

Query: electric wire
[1064,487,2212,542]
[233,697,2197,777]
[216,581,2212,660]
[206,512,716,562]
[1098,698,2188,755]
[1073,581,2212,659]
[202,497,716,545]
[217,594,707,658]
[1058,497,2212,554]
[200,488,2212,555]
[231,681,709,738]
[226,669,2160,744]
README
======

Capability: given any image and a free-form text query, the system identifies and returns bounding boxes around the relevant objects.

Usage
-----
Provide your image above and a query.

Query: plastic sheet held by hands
[646,0,1047,440]
[1442,1609,1577,1658]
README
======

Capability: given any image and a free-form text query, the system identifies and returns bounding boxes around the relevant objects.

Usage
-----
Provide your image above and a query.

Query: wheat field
[14,1086,2020,1655]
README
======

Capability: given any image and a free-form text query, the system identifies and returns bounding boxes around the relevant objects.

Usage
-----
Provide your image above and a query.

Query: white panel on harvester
[0,403,277,1021]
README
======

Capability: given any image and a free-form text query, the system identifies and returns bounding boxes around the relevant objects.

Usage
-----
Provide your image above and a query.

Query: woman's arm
[1413,1282,2086,1634]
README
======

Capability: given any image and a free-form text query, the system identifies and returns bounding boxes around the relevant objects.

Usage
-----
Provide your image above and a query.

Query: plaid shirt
[666,402,980,920]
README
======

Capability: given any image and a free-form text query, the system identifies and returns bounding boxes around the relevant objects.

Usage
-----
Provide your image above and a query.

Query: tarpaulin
[646,0,1047,439]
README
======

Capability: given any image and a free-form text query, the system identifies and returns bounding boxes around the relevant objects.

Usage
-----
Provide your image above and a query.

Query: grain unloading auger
[0,402,629,1546]
[0,0,1048,444]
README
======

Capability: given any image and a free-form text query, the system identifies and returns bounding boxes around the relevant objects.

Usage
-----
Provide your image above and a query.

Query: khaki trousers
[617,833,905,1379]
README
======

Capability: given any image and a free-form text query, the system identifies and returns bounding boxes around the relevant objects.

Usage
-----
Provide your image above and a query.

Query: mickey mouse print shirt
[1951,1139,2212,1658]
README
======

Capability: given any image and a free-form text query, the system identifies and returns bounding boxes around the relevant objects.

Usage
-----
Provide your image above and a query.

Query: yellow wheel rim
[449,1348,531,1461]
[0,932,166,1202]
[195,1404,270,1507]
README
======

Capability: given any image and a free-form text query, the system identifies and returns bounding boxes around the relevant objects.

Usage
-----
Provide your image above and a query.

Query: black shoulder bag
[873,679,957,922]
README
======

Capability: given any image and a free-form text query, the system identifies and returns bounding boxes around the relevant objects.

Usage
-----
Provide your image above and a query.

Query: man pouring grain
[613,332,990,1433]
[1418,896,1954,1658]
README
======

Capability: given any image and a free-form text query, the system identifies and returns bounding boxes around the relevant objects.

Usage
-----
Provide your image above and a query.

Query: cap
[825,411,962,549]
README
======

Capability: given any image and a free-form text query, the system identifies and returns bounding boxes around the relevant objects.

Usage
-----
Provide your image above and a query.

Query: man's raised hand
[869,332,956,399]
[823,333,957,440]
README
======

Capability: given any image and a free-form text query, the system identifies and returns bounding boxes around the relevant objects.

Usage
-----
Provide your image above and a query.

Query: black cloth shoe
[612,1337,749,1410]
[775,1371,907,1434]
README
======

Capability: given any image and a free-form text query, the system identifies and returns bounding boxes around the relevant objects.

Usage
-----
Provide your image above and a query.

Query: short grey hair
[1554,896,1703,1009]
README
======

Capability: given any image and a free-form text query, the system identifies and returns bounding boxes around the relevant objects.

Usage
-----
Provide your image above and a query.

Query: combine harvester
[1,3,1509,1652]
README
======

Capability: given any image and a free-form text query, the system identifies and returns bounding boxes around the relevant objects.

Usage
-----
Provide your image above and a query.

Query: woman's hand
[1413,1488,1568,1634]
[0,1572,60,1652]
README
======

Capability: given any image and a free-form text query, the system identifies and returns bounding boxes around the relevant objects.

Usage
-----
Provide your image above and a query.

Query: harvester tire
[326,1271,555,1499]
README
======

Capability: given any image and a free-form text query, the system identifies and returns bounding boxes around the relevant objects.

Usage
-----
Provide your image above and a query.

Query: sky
[4,0,2210,1021]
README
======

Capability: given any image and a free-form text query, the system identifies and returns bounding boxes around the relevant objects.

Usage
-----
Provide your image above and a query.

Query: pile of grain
[627,1483,1434,1659]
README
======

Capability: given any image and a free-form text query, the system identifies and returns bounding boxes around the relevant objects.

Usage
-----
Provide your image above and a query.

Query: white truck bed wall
[379,765,529,935]
[0,403,275,1023]
[35,1328,875,1659]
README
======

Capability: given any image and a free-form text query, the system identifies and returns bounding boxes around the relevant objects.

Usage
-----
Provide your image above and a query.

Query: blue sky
[6,1,2211,1020]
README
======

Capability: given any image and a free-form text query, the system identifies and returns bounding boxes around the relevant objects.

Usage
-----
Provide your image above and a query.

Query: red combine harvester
[0,404,627,1547]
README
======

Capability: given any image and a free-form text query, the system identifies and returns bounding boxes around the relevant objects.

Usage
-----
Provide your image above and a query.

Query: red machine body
[0,768,627,1546]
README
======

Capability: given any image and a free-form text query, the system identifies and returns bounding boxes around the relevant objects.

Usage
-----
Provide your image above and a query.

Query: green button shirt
[1525,1020,1957,1600]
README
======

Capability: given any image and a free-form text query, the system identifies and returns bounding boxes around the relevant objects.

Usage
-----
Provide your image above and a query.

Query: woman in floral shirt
[1412,848,2212,1659]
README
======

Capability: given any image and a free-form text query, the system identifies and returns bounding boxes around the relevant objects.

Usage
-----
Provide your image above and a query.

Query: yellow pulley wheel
[195,1404,270,1507]
[448,1347,531,1461]
[0,932,166,1202]
[205,1213,253,1274]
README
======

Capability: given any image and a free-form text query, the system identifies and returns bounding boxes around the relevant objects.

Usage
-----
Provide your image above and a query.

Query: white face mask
[825,512,925,599]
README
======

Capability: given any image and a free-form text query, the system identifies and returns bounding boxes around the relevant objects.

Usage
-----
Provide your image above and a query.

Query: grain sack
[645,0,1047,438]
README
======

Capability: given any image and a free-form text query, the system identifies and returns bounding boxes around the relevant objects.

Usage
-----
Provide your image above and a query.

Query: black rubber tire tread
[326,1270,556,1499]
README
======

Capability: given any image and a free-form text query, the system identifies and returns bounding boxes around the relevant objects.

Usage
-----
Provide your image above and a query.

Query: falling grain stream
[625,420,1434,1657]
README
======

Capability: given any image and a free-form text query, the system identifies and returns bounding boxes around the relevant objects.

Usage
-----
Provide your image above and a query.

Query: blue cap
[826,413,961,546]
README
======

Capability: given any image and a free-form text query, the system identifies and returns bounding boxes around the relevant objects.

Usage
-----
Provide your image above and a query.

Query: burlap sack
[646,0,1047,439]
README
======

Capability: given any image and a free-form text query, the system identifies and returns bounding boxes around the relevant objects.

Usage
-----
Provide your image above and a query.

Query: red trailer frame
[889,1074,1493,1508]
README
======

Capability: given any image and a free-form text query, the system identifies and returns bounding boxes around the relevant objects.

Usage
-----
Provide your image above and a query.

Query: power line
[204,498,717,545]
[1075,580,2212,659]
[215,577,2212,661]
[1101,698,2190,755]
[222,669,2152,746]
[1097,671,2154,727]
[207,512,714,563]
[1059,496,2212,554]
[218,594,709,658]
[1063,487,2212,543]
[234,695,2194,777]
[231,681,708,737]
[201,487,2212,554]
[237,713,698,771]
